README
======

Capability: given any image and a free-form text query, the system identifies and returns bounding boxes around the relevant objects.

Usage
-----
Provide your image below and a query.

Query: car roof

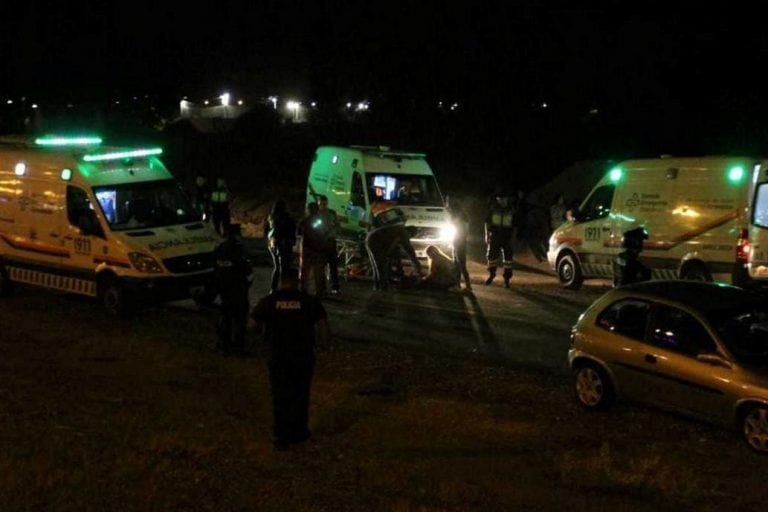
[615,280,764,312]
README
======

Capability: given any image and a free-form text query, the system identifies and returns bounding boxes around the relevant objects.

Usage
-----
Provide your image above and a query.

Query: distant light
[14,162,26,176]
[6,100,12,105]
[728,165,745,183]
[35,136,103,146]
[286,100,300,111]
[438,101,443,107]
[346,102,352,109]
[609,167,623,182]
[31,104,38,109]
[67,103,73,108]
[450,102,459,111]
[311,101,317,108]
[60,168,73,181]
[220,92,230,106]
[115,100,121,105]
[541,102,548,108]
[356,101,369,111]
[589,108,599,115]
[83,148,163,162]
[133,96,138,101]
[204,100,209,105]
[268,95,278,109]
[238,100,243,105]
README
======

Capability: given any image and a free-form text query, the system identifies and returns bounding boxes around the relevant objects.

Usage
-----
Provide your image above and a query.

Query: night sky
[2,4,768,163]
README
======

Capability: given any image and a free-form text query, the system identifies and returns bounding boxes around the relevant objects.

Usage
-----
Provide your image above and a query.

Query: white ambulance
[548,156,768,290]
[0,135,218,313]
[306,145,455,259]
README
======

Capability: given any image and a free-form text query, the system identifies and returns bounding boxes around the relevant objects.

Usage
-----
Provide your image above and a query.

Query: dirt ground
[1,269,768,511]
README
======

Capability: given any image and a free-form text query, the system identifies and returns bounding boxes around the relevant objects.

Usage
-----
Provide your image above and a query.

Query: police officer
[210,178,231,236]
[213,223,252,356]
[614,227,652,287]
[266,199,297,294]
[484,192,516,287]
[249,267,330,451]
[316,195,341,295]
[365,205,422,290]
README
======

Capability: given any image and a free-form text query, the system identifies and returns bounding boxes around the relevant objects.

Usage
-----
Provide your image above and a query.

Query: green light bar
[35,136,103,146]
[83,148,162,162]
[609,167,623,182]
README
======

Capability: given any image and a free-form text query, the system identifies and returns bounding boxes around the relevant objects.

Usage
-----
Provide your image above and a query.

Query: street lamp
[286,100,300,122]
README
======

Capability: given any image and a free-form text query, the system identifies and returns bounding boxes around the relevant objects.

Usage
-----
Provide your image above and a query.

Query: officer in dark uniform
[213,223,252,355]
[249,267,330,451]
[484,192,516,287]
[614,227,652,287]
[266,198,297,294]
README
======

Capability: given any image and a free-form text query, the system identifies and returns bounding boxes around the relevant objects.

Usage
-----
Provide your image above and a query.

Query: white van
[306,146,455,259]
[548,156,768,290]
[0,135,218,313]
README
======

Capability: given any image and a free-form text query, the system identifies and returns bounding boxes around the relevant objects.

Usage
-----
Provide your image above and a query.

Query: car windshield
[706,304,768,365]
[93,179,199,231]
[366,173,443,207]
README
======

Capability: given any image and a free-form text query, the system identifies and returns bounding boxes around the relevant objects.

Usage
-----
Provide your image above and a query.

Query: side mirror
[697,353,732,369]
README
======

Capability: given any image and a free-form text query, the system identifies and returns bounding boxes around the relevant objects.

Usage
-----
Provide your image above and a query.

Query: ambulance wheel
[557,253,583,290]
[680,261,711,282]
[99,276,131,316]
[0,263,13,296]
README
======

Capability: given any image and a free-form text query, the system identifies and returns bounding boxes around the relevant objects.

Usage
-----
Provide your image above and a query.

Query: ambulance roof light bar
[83,148,163,162]
[35,136,103,146]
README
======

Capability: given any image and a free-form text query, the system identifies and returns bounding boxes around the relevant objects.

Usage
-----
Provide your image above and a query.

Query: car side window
[596,299,651,341]
[650,305,717,357]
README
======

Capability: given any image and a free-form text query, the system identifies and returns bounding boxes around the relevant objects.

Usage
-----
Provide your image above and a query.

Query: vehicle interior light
[83,148,162,162]
[60,168,73,181]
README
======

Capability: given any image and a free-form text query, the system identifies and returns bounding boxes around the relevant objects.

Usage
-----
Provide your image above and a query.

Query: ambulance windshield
[366,173,443,207]
[93,179,199,231]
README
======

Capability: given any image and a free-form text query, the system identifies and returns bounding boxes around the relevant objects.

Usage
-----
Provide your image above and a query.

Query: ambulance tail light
[128,252,164,273]
[736,229,750,263]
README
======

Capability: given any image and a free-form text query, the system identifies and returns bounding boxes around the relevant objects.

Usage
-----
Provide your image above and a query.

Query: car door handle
[644,354,657,364]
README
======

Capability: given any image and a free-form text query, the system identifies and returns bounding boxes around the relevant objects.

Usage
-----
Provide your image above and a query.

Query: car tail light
[736,228,750,263]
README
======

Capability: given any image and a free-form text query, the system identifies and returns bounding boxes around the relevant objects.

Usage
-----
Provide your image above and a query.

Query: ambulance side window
[351,171,366,208]
[576,185,615,223]
[66,186,102,237]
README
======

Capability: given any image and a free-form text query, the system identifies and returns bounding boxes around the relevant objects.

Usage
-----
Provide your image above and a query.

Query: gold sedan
[569,280,768,453]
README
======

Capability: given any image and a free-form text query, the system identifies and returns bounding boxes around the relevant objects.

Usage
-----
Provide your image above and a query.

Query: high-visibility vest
[490,210,514,228]
[211,190,228,203]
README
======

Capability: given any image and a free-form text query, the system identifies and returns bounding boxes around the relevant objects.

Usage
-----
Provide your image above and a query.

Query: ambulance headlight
[128,252,164,273]
[439,223,457,242]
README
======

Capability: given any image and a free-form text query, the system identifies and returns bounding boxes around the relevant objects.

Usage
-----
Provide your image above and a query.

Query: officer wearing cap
[213,222,252,355]
[614,227,652,286]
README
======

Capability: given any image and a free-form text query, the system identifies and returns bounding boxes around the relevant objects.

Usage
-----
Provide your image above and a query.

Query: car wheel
[193,285,218,307]
[574,362,614,410]
[0,262,13,296]
[99,276,131,316]
[558,253,584,290]
[680,262,711,282]
[743,405,768,454]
